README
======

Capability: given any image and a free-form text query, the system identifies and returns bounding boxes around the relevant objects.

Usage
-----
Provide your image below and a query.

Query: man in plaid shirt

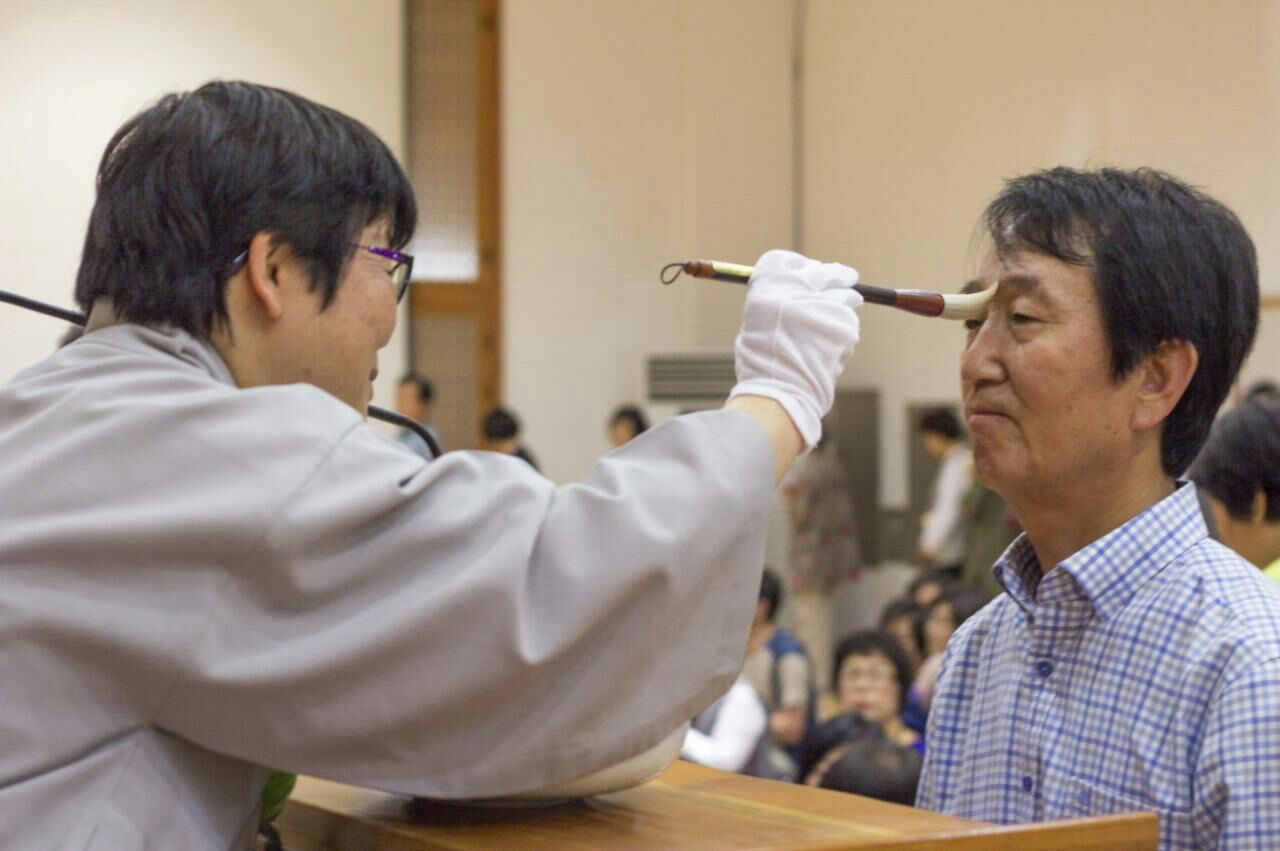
[916,167,1279,850]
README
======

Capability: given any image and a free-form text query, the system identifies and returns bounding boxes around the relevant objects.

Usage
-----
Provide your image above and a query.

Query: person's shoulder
[1165,538,1280,662]
[767,628,809,658]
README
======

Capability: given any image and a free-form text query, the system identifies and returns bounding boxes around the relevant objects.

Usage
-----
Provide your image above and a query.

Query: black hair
[878,597,925,661]
[759,568,783,622]
[919,408,962,440]
[399,372,435,403]
[797,712,882,781]
[907,568,956,602]
[610,405,649,436]
[74,80,417,339]
[1189,399,1280,523]
[831,629,914,710]
[983,167,1259,476]
[817,737,923,806]
[483,407,520,441]
[1245,381,1280,403]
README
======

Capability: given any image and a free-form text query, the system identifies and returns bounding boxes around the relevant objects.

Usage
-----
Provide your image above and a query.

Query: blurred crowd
[389,374,1280,808]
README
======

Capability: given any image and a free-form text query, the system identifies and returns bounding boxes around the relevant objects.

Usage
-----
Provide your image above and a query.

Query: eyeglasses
[225,244,416,303]
[839,665,897,686]
[355,244,415,303]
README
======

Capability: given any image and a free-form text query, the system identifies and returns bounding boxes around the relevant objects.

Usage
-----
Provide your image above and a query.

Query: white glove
[728,249,862,448]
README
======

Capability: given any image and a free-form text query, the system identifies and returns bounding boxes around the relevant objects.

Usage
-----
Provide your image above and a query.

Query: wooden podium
[277,760,1157,850]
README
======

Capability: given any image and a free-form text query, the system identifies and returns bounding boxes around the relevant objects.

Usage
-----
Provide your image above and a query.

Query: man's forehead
[963,249,1094,296]
[962,273,1043,296]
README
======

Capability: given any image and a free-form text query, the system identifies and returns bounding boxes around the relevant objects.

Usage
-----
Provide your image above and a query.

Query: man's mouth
[965,402,1009,421]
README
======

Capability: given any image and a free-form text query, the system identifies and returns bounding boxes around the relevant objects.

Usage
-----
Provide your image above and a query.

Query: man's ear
[242,232,284,321]
[1132,339,1198,432]
[1249,488,1269,526]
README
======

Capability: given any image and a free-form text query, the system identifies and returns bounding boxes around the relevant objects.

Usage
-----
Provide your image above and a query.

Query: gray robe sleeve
[156,409,774,798]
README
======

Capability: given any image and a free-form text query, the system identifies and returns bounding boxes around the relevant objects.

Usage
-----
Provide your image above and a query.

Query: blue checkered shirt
[917,483,1280,849]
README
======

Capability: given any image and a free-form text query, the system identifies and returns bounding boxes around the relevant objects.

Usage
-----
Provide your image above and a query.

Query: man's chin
[972,451,1014,493]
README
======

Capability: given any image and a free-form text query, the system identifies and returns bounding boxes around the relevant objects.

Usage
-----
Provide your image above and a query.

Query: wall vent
[646,354,736,402]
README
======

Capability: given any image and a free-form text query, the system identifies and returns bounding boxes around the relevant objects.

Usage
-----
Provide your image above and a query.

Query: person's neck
[207,325,273,392]
[1012,464,1176,573]
[881,715,915,745]
[747,621,776,654]
[85,297,121,332]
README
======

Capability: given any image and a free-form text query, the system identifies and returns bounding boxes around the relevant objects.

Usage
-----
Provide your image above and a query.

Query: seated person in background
[878,598,928,733]
[395,371,441,458]
[482,406,539,471]
[808,735,924,806]
[911,583,989,711]
[681,677,768,776]
[1189,397,1280,576]
[827,630,921,754]
[916,409,972,576]
[798,627,921,778]
[1244,380,1280,403]
[916,168,1275,849]
[878,597,925,673]
[906,567,954,609]
[796,710,880,782]
[608,404,649,447]
[742,569,816,779]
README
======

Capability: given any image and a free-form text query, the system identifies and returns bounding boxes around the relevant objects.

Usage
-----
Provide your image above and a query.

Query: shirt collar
[993,482,1207,621]
[83,319,237,388]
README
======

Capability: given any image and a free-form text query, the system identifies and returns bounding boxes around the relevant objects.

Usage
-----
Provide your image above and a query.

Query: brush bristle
[939,284,998,321]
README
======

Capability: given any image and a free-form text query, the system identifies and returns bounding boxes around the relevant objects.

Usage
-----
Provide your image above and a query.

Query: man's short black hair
[74,80,417,339]
[1189,399,1280,523]
[610,405,649,436]
[399,372,435,404]
[483,407,520,441]
[983,167,1259,476]
[919,408,962,440]
[831,629,914,709]
[758,568,783,622]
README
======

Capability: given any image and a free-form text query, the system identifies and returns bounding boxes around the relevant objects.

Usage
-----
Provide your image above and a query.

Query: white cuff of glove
[728,250,862,449]
[728,382,826,448]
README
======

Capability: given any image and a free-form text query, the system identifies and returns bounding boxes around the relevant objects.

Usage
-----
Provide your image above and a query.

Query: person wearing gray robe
[0,81,863,849]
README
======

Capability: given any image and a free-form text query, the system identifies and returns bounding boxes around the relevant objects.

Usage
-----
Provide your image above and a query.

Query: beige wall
[502,0,795,481]
[0,1,408,412]
[5,1,1277,499]
[804,0,1280,506]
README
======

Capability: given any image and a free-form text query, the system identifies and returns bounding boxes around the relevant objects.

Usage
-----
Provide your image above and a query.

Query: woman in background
[911,583,990,711]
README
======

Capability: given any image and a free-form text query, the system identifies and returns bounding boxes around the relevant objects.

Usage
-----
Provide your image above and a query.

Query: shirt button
[1022,776,1034,793]
[1036,661,1054,678]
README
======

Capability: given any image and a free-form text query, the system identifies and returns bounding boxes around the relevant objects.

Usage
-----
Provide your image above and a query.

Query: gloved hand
[728,249,862,448]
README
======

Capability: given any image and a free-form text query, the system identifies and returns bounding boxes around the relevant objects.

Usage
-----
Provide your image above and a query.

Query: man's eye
[963,318,983,331]
[1011,313,1039,324]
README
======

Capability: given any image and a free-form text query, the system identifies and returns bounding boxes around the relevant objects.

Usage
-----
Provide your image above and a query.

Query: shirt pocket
[1063,775,1190,845]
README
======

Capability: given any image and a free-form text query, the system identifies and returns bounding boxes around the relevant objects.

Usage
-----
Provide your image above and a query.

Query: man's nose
[960,321,1005,388]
